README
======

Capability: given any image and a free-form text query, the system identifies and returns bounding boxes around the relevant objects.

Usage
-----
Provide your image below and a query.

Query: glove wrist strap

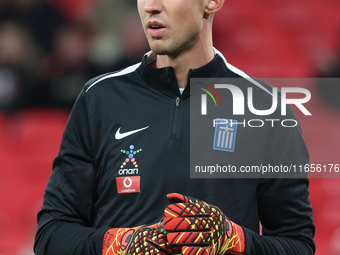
[224,221,246,254]
[102,228,120,255]
[102,227,137,255]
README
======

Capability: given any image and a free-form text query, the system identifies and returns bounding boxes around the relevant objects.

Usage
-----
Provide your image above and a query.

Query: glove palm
[102,223,173,255]
[160,193,245,255]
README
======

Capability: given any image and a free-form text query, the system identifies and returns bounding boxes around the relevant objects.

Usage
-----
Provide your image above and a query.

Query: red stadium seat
[0,108,69,255]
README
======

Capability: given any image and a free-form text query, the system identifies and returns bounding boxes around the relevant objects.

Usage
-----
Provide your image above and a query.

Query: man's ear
[205,0,225,15]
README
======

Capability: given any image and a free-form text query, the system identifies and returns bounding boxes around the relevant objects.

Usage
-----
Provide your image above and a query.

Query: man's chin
[149,47,169,55]
[148,41,172,55]
[148,40,193,58]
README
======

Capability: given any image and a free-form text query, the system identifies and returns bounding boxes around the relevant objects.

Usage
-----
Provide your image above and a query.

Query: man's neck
[152,41,215,89]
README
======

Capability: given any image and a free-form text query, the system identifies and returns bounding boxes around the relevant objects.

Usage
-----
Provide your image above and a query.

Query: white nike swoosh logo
[115,126,149,140]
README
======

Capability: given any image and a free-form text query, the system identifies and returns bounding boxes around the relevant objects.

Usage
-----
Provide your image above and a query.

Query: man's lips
[148,27,166,37]
[147,20,166,37]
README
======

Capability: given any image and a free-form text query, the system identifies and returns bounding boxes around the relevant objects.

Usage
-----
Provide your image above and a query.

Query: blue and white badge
[213,118,238,152]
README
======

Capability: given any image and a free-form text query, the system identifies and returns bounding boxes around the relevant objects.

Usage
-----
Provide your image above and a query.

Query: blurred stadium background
[0,0,340,254]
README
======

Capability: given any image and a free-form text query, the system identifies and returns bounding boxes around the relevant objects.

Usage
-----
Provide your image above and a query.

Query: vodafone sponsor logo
[116,176,140,194]
[123,177,133,188]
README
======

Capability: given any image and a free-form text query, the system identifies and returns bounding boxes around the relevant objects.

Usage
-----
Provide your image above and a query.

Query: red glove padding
[102,223,173,255]
[159,193,245,255]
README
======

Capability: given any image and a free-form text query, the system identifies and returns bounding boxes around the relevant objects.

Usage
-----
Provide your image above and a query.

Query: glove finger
[166,193,189,204]
[167,231,211,246]
[182,245,213,255]
[167,194,209,206]
[148,229,169,247]
[162,216,211,231]
[145,239,173,255]
[164,203,211,217]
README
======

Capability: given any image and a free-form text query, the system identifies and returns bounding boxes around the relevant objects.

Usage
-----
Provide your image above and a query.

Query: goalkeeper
[34,0,315,254]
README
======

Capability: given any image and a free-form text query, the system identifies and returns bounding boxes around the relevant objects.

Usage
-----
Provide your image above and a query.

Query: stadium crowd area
[1,0,340,254]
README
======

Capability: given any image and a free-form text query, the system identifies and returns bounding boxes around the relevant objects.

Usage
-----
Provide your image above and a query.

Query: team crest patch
[213,118,237,152]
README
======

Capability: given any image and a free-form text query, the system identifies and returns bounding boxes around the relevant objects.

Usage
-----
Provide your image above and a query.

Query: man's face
[138,0,206,57]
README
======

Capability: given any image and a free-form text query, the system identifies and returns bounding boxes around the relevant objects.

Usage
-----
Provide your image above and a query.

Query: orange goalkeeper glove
[102,223,173,255]
[159,193,246,255]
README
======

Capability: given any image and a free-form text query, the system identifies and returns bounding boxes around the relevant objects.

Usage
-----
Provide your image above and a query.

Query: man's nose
[144,0,162,14]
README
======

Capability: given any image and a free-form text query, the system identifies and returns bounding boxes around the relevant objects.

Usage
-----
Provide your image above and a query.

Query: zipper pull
[176,97,180,107]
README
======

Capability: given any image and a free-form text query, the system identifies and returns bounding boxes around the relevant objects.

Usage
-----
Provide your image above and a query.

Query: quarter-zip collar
[136,51,231,96]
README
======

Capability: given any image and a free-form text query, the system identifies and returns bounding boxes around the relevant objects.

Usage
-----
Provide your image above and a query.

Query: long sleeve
[242,102,315,254]
[34,88,107,255]
[243,178,315,255]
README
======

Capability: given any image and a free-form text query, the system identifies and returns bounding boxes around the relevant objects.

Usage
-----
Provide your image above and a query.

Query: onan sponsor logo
[118,168,138,175]
[118,144,142,174]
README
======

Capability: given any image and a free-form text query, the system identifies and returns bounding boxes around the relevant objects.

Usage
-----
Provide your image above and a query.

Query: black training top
[34,49,315,255]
